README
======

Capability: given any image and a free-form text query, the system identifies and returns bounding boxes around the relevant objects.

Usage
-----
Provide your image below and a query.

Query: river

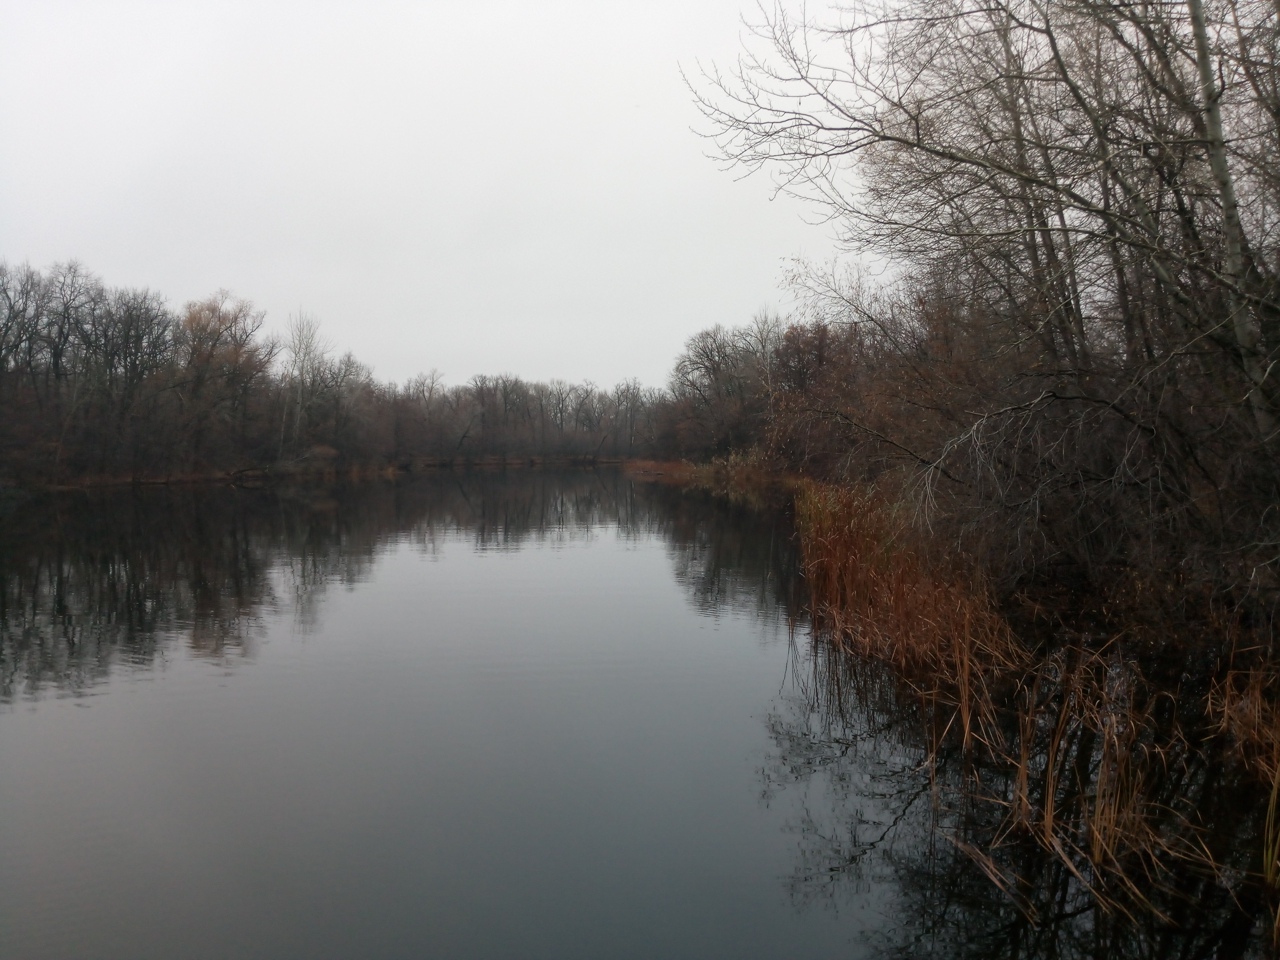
[0,472,1265,959]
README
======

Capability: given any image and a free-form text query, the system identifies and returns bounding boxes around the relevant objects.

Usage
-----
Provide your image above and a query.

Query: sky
[0,0,839,388]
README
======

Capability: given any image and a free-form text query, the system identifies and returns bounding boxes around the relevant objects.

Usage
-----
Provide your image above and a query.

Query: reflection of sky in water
[2,476,1265,959]
[0,476,900,960]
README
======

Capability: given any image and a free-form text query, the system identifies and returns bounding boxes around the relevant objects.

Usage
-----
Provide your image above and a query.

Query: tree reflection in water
[1,474,1269,955]
[0,473,801,702]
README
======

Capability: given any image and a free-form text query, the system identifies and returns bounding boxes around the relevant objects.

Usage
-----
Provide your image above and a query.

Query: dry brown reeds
[795,481,1023,750]
[794,480,1279,933]
[1211,667,1280,786]
[1210,663,1280,935]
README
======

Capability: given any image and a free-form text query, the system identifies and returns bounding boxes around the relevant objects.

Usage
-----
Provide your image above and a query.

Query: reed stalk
[794,479,1280,931]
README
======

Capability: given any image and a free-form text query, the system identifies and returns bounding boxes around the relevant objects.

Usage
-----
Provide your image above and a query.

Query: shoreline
[4,455,655,492]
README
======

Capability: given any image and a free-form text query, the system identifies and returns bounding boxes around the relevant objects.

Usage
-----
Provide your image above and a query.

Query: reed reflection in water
[766,627,1269,958]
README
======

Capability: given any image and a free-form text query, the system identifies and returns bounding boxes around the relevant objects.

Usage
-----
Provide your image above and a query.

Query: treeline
[676,0,1280,599]
[6,0,1280,601]
[0,261,667,482]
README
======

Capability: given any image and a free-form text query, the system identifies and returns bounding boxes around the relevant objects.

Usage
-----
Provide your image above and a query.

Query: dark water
[0,474,882,959]
[0,474,1267,959]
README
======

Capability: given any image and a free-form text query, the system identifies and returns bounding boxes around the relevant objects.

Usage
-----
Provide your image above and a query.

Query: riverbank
[659,410,1280,949]
[651,458,1280,944]
[3,454,639,492]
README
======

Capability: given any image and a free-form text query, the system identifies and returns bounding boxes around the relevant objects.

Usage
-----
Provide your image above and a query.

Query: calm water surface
[0,474,918,960]
[8,473,1261,959]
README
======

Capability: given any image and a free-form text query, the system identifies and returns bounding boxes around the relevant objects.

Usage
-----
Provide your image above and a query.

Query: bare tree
[279,311,331,456]
[692,0,1280,586]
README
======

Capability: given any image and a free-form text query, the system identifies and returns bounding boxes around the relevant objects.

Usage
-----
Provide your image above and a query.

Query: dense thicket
[0,262,665,482]
[675,0,1280,599]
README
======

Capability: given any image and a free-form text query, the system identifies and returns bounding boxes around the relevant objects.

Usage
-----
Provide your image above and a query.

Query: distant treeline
[4,225,1279,601]
[0,261,673,480]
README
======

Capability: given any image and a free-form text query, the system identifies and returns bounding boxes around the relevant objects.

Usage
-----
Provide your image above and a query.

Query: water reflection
[1,485,272,696]
[1,473,1267,957]
[769,633,1269,957]
[0,473,803,702]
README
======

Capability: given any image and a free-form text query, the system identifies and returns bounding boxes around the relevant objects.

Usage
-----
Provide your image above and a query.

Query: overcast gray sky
[0,0,836,387]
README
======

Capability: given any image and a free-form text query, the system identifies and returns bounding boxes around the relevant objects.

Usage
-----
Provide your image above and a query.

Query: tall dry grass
[795,482,1022,750]
[794,480,1280,930]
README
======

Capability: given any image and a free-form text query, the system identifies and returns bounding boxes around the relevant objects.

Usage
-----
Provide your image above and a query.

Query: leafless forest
[0,263,666,478]
[680,0,1280,606]
[4,0,1279,613]
[677,0,1280,936]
